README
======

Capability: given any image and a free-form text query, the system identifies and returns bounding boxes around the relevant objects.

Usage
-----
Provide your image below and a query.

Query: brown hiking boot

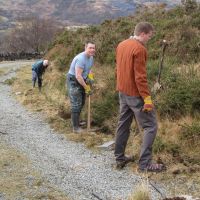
[138,163,167,173]
[116,155,135,169]
[73,128,85,134]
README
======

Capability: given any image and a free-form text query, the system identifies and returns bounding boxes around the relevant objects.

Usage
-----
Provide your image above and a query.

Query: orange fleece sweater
[116,38,150,99]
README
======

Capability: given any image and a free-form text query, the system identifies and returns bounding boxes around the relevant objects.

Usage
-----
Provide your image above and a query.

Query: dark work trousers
[32,70,42,89]
[66,74,86,130]
[66,74,86,113]
[114,92,157,169]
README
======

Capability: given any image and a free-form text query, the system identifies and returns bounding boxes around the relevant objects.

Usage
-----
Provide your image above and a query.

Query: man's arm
[134,49,153,112]
[134,49,150,99]
[75,67,87,88]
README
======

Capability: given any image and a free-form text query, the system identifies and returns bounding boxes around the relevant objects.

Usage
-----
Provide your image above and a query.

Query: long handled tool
[157,40,168,84]
[152,40,168,93]
[87,95,91,133]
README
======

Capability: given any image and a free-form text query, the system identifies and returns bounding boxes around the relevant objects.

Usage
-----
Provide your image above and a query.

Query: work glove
[142,96,154,112]
[86,72,94,85]
[84,85,92,96]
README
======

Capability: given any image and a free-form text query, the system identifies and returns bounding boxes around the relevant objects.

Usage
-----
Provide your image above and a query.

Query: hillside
[11,2,200,197]
[0,0,182,30]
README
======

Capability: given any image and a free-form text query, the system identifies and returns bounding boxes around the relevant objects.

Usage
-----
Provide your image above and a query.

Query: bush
[92,92,118,126]
[153,136,167,154]
[47,3,200,123]
[157,69,200,118]
[179,121,200,143]
[165,143,180,156]
[57,57,69,71]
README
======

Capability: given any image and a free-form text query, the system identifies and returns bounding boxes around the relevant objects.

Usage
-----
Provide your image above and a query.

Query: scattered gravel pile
[0,61,167,200]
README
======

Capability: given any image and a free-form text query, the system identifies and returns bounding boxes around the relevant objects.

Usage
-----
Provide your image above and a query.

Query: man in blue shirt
[32,59,49,91]
[67,42,95,133]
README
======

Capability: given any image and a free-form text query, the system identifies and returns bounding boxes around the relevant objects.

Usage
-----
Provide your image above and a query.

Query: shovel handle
[157,41,168,83]
[87,95,91,133]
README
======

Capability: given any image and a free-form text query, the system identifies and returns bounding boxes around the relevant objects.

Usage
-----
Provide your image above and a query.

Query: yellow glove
[86,72,94,85]
[84,85,92,96]
[142,96,154,112]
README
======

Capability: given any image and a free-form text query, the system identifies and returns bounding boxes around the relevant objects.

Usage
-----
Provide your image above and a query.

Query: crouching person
[32,59,49,91]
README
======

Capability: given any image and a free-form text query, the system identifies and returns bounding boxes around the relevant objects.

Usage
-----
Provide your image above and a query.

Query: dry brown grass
[11,64,112,148]
[126,116,200,198]
[0,67,10,76]
[0,69,5,75]
[129,178,151,200]
[0,140,69,199]
[177,63,200,76]
[10,63,200,198]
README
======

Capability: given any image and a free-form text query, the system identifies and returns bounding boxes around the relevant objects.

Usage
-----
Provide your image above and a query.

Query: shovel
[152,40,168,93]
[87,95,91,133]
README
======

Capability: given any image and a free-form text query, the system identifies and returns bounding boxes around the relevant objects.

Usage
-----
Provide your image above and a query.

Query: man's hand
[86,72,94,85]
[142,96,154,112]
[84,85,92,96]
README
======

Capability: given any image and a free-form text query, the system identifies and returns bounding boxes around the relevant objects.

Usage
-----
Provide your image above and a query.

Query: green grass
[156,69,200,118]
[179,121,200,144]
[4,77,16,85]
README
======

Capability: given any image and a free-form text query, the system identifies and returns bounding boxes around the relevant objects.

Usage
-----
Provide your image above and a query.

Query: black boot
[32,80,36,88]
[71,112,83,133]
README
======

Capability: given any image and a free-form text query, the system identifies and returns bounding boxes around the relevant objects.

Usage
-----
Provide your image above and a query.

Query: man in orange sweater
[115,22,165,172]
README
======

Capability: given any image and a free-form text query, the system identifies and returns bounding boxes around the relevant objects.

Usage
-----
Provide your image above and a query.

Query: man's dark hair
[85,41,95,47]
[134,22,154,36]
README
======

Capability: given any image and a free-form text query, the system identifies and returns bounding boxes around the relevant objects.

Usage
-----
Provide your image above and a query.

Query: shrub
[57,57,69,71]
[92,92,118,126]
[181,0,198,14]
[157,69,200,118]
[153,136,167,154]
[56,30,71,45]
[165,143,180,157]
[179,121,200,144]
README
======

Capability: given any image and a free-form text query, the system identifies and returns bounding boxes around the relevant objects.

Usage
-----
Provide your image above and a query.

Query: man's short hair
[134,22,154,36]
[43,60,48,66]
[85,41,95,47]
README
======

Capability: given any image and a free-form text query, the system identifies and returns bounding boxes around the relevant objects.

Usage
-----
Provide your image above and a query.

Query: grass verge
[10,64,200,198]
[0,140,69,199]
[11,65,113,149]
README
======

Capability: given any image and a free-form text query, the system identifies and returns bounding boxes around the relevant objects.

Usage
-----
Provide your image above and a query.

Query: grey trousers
[114,92,157,169]
[32,70,42,89]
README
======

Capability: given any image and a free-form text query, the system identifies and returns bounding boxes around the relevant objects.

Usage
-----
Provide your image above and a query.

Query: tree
[3,15,60,53]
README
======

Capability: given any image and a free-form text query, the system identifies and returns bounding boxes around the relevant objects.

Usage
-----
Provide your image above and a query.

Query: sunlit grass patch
[129,178,151,200]
[0,67,10,75]
[0,141,69,199]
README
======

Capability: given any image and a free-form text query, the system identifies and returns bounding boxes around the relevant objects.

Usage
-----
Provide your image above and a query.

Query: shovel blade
[152,82,162,93]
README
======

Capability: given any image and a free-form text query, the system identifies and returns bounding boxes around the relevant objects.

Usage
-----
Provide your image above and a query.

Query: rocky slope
[0,0,182,29]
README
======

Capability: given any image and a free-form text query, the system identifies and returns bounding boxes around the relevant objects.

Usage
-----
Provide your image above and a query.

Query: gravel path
[0,61,167,200]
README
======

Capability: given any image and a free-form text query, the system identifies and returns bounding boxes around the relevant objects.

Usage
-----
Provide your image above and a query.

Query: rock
[97,140,115,150]
[180,195,200,200]
[15,91,22,95]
